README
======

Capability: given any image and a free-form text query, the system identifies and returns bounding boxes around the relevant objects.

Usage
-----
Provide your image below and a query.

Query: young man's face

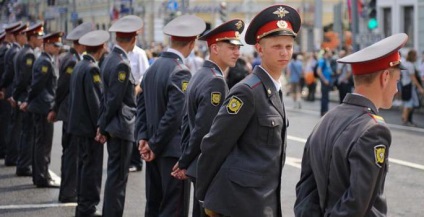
[256,35,294,72]
[214,41,241,68]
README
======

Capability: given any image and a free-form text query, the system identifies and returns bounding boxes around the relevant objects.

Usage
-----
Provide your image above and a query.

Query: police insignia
[226,96,243,114]
[182,81,189,92]
[26,58,33,66]
[374,145,386,168]
[41,66,48,74]
[66,67,73,74]
[371,114,385,124]
[211,92,221,106]
[93,74,101,83]
[118,71,126,82]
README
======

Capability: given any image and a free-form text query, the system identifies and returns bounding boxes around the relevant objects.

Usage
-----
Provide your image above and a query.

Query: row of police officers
[0,3,404,217]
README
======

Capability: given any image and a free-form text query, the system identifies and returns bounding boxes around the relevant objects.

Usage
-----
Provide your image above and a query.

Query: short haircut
[86,45,103,54]
[170,39,192,48]
[115,36,133,43]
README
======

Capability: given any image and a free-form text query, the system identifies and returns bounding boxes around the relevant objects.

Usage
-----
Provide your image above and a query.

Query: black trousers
[59,121,77,201]
[75,136,104,217]
[32,113,54,186]
[0,100,11,158]
[16,111,33,172]
[102,137,132,217]
[145,157,190,217]
[5,106,22,165]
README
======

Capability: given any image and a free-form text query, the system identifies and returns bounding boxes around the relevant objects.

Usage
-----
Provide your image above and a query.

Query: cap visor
[227,39,243,46]
[53,42,63,47]
[265,30,297,39]
[398,63,407,70]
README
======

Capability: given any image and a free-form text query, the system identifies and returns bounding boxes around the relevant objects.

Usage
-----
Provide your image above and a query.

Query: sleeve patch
[66,67,73,74]
[26,58,33,66]
[41,66,49,74]
[211,92,221,106]
[93,74,101,83]
[182,81,189,92]
[374,145,386,168]
[118,71,126,82]
[226,96,243,114]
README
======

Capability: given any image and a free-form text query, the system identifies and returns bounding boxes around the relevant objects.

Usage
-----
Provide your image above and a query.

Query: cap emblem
[273,6,290,19]
[235,21,243,30]
[277,20,288,29]
[389,60,400,67]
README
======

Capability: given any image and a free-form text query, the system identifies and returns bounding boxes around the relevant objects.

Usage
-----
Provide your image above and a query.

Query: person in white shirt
[128,44,149,95]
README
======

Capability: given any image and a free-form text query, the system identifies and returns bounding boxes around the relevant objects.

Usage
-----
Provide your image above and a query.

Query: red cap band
[206,31,239,46]
[44,37,62,43]
[171,36,197,42]
[116,32,137,38]
[256,20,294,42]
[351,52,401,75]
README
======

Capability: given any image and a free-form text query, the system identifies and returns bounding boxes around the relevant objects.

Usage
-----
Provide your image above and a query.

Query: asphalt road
[1,96,423,217]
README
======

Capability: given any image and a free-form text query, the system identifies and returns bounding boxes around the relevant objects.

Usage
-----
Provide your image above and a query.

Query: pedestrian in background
[287,53,304,109]
[97,15,142,217]
[400,49,424,126]
[69,30,110,217]
[196,4,300,217]
[316,48,334,116]
[335,48,353,103]
[136,14,205,217]
[295,33,408,217]
[171,18,244,217]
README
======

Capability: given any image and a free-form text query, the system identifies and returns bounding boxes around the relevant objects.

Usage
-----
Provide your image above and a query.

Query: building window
[382,8,391,38]
[403,6,414,47]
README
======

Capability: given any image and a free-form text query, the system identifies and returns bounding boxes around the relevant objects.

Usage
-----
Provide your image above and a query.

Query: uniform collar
[70,47,82,61]
[113,45,128,59]
[343,93,379,114]
[42,51,54,62]
[204,60,223,76]
[161,51,183,63]
[167,48,185,62]
[83,54,96,63]
[258,65,281,91]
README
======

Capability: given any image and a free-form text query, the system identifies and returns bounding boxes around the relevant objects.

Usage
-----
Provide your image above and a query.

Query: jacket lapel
[254,67,285,119]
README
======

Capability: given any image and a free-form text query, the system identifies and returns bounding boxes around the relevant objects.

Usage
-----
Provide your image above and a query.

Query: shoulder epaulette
[368,113,386,125]
[243,74,261,89]
[209,68,224,78]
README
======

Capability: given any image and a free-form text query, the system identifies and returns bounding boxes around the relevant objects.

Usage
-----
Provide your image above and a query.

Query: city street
[1,95,424,217]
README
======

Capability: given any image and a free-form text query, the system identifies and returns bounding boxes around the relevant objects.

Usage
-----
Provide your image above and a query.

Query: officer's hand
[95,128,107,144]
[47,111,56,123]
[135,85,143,96]
[8,97,16,108]
[204,208,220,217]
[0,91,4,100]
[20,102,28,112]
[140,143,155,162]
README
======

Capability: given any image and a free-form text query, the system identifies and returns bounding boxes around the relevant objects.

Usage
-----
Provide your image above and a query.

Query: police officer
[294,33,408,217]
[1,23,27,166]
[196,5,301,217]
[171,19,244,217]
[47,22,93,203]
[136,14,205,217]
[97,15,142,217]
[12,22,44,176]
[69,30,109,217]
[0,22,20,159]
[20,32,64,188]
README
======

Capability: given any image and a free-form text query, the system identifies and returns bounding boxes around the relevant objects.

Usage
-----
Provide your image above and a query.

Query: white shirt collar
[167,48,185,61]
[259,65,281,91]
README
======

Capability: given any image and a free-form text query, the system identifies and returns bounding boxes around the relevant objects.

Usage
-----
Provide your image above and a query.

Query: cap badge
[235,21,243,30]
[273,6,290,19]
[277,20,288,29]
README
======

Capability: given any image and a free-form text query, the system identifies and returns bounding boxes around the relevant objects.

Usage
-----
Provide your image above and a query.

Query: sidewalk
[283,89,424,128]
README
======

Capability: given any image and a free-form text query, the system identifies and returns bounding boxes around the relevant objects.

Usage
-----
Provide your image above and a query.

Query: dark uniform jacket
[136,51,191,158]
[68,54,102,137]
[0,42,11,87]
[294,93,390,217]
[179,60,229,178]
[53,48,80,121]
[27,52,57,115]
[0,42,21,98]
[98,46,136,142]
[12,44,35,102]
[196,66,288,217]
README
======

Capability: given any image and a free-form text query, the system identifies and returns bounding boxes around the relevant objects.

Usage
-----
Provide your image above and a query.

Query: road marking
[288,135,424,171]
[0,203,76,210]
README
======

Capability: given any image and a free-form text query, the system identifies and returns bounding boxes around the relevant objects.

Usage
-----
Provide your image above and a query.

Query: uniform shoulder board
[369,113,386,125]
[243,74,261,89]
[210,68,223,78]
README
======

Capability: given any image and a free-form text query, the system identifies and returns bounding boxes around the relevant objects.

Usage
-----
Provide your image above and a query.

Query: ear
[255,43,263,57]
[380,69,390,88]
